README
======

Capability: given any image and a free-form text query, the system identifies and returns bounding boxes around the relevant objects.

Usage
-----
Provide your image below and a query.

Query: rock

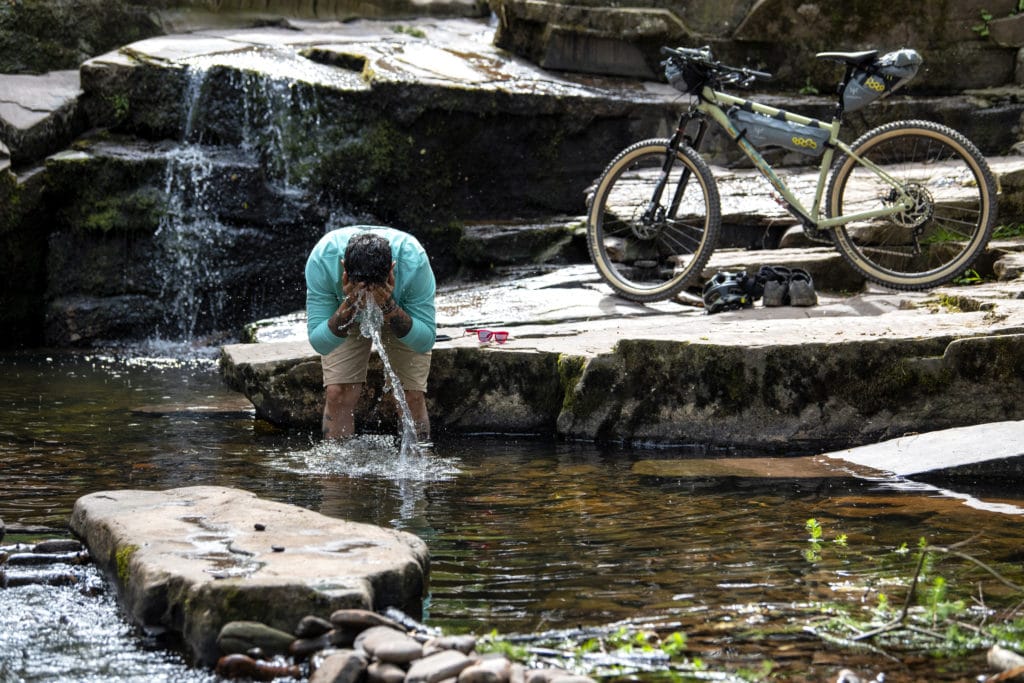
[0,71,84,165]
[491,0,1018,91]
[458,656,512,683]
[368,660,408,683]
[31,539,83,554]
[215,653,301,680]
[330,608,406,631]
[0,517,4,542]
[994,251,1024,280]
[355,625,424,663]
[524,668,574,683]
[405,649,474,683]
[310,649,369,683]
[423,634,478,656]
[296,615,335,638]
[70,486,429,667]
[217,621,295,658]
[290,632,335,660]
[990,14,1024,48]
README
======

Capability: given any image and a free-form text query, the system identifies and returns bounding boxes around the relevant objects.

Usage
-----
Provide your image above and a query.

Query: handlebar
[660,45,772,89]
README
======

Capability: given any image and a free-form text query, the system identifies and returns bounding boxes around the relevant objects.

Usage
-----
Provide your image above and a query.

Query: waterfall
[152,48,326,341]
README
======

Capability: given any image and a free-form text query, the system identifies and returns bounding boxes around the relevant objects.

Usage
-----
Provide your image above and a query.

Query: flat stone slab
[825,420,1024,477]
[632,421,1024,514]
[69,486,429,666]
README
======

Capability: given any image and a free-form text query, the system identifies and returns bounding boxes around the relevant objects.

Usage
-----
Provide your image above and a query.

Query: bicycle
[585,45,998,302]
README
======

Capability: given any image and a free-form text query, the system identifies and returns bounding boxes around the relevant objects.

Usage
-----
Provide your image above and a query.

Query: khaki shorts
[321,327,431,392]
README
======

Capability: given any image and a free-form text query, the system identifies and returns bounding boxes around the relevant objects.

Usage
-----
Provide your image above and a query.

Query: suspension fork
[642,109,707,222]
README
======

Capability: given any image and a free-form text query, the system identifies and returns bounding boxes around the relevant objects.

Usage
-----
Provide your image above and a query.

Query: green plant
[973,9,995,36]
[993,222,1024,239]
[799,78,819,96]
[803,518,847,562]
[108,93,130,122]
[952,268,984,285]
[391,24,426,38]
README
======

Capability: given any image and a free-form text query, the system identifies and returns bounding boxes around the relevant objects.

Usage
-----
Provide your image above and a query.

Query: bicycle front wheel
[826,120,997,290]
[586,138,721,302]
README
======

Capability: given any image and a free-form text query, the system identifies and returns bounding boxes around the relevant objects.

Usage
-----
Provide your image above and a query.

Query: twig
[923,545,1024,593]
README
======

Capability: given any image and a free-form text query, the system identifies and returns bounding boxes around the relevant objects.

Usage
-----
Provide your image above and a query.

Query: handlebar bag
[842,48,922,112]
[664,59,709,95]
[727,108,830,157]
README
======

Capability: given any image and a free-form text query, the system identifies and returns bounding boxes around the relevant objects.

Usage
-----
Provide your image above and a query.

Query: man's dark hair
[344,232,392,284]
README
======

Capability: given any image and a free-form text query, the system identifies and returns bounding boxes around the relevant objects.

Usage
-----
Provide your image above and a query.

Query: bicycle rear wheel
[586,138,721,302]
[826,120,997,290]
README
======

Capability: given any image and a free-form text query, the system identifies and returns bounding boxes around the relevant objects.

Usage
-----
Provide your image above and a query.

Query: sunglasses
[465,328,509,344]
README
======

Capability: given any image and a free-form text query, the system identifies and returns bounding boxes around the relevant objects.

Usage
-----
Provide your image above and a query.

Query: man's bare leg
[403,390,430,441]
[323,382,363,440]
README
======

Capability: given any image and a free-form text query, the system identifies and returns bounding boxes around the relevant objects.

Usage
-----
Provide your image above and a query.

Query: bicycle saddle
[815,50,878,66]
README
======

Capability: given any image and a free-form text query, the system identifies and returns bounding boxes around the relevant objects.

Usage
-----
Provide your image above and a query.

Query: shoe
[758,266,791,307]
[788,269,818,307]
[763,279,789,307]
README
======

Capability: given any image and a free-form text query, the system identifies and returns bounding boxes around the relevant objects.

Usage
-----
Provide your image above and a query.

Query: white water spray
[355,291,425,460]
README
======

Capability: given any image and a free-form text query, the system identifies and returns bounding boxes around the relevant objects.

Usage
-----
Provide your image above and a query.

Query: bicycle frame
[678,87,916,230]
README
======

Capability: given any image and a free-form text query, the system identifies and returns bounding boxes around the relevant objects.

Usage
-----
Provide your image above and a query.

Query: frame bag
[843,48,922,112]
[727,109,830,157]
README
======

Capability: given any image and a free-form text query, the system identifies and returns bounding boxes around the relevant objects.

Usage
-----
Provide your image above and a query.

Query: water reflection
[1,350,1023,681]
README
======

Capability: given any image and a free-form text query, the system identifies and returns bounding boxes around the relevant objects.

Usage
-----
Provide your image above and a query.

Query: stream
[2,347,1023,682]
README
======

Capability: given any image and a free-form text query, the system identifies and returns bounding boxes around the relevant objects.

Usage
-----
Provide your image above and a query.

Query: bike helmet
[702,271,755,314]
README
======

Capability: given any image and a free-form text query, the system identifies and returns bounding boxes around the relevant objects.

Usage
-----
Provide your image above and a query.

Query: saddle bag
[727,108,830,157]
[842,48,922,112]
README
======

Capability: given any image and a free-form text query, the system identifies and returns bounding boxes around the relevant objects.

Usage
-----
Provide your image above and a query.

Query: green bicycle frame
[695,87,913,229]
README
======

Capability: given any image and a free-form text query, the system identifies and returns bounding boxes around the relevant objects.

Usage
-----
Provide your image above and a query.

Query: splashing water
[356,292,425,460]
[277,436,460,482]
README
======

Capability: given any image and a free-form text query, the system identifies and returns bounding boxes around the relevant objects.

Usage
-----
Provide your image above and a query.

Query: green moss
[563,354,622,423]
[74,188,163,234]
[557,353,587,414]
[0,0,161,73]
[115,544,139,585]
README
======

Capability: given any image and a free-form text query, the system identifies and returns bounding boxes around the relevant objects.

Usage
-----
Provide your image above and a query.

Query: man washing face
[304,226,436,441]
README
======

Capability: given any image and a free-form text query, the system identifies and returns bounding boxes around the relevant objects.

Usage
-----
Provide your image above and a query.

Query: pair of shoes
[788,268,818,307]
[755,266,818,307]
[756,266,791,307]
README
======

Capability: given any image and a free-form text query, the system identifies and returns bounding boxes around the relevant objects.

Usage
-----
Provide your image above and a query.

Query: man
[305,226,436,441]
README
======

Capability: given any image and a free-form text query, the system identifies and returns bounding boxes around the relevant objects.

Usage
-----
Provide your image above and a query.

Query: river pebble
[309,649,368,683]
[368,659,408,683]
[215,653,301,680]
[217,620,296,658]
[356,625,424,663]
[214,610,598,683]
[457,655,512,683]
[296,615,335,638]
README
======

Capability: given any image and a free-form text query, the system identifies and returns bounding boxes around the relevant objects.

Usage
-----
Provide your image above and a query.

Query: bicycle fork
[642,110,708,224]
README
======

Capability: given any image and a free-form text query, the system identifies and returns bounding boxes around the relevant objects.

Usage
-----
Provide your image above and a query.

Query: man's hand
[366,264,396,310]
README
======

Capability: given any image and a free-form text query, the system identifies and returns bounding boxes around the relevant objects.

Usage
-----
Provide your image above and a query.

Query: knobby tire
[586,139,721,302]
[826,120,997,290]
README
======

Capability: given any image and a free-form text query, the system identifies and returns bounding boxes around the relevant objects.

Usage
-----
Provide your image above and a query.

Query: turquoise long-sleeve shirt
[305,226,436,356]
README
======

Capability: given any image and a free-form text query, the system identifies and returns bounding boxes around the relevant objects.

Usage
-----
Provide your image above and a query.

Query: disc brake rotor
[891,182,934,229]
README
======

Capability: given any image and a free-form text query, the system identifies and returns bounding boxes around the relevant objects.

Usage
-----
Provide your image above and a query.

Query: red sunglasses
[465,328,509,344]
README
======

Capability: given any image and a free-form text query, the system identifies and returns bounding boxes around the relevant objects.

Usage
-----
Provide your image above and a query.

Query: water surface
[2,349,1022,682]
